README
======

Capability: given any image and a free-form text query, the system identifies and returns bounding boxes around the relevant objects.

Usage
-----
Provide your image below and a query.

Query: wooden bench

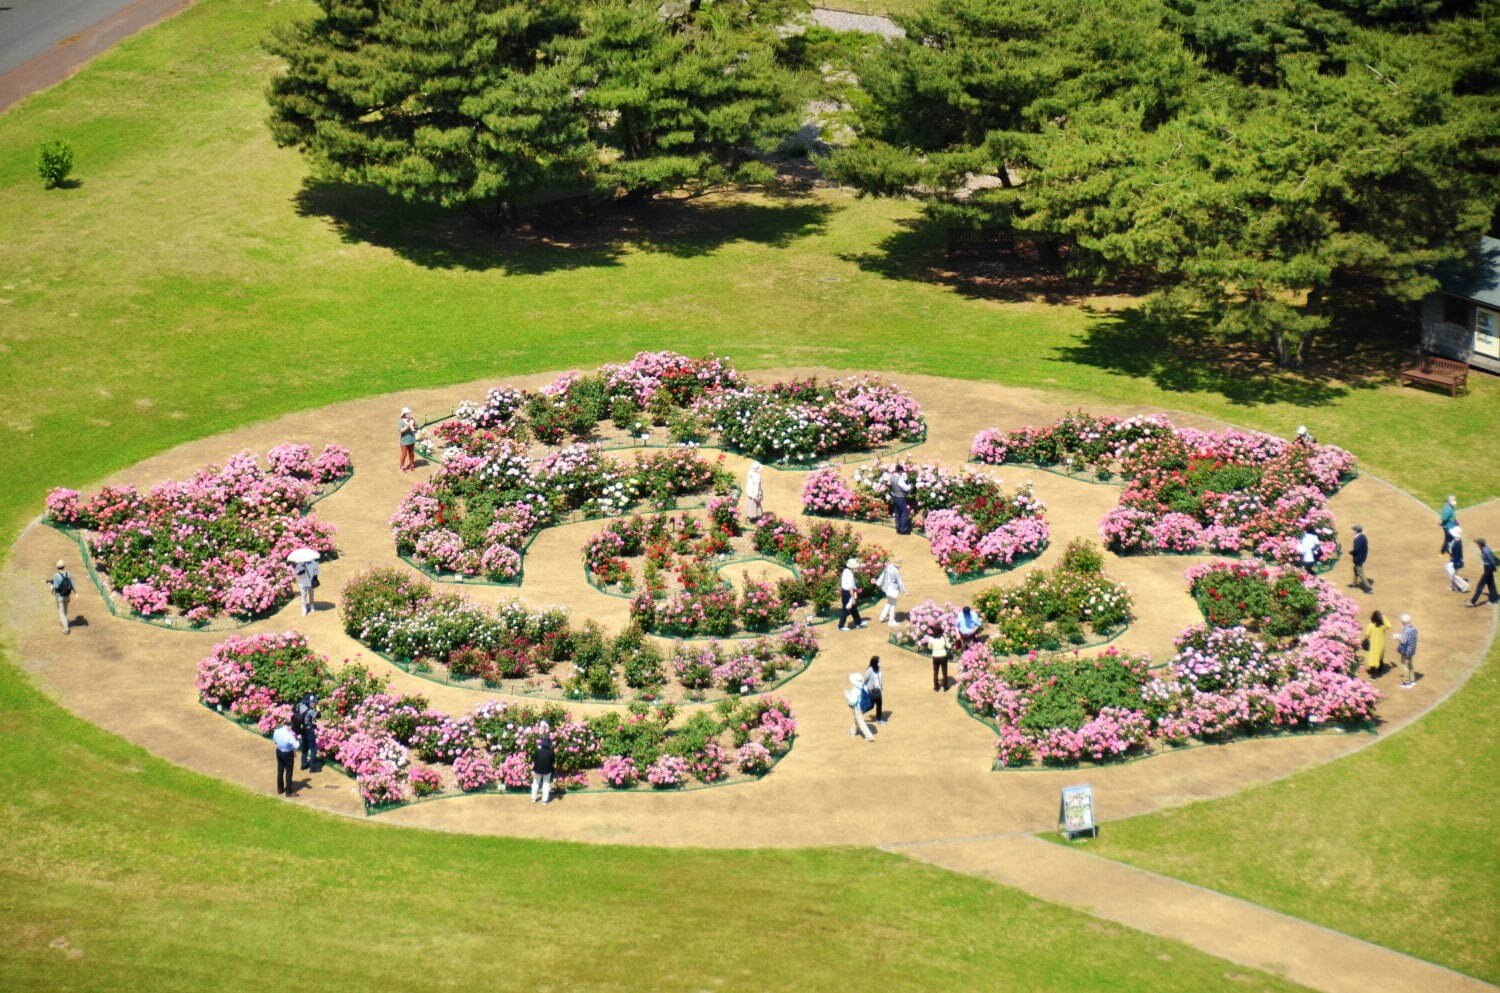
[946,227,1010,259]
[1399,353,1470,396]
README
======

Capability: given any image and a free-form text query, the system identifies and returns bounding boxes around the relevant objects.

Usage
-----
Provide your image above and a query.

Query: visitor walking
[1439,495,1459,554]
[1349,524,1372,594]
[272,717,300,796]
[743,462,764,522]
[1395,615,1419,689]
[45,558,75,635]
[399,407,418,472]
[927,632,950,691]
[889,463,913,535]
[1447,527,1467,592]
[1468,537,1498,607]
[292,694,319,772]
[1298,528,1320,574]
[1361,610,1392,677]
[956,606,982,647]
[875,558,906,626]
[838,558,866,630]
[293,556,320,616]
[863,656,885,723]
[531,721,555,804]
[845,673,875,740]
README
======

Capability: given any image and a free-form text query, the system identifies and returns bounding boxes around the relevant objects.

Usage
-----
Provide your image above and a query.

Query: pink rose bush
[803,461,1049,579]
[958,560,1379,767]
[971,412,1354,566]
[44,446,349,623]
[198,633,799,810]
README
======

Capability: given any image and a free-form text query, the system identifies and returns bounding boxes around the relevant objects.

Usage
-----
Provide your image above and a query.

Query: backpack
[54,572,74,597]
[292,697,315,733]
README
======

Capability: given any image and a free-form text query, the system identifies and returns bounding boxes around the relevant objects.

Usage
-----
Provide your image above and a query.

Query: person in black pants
[1469,537,1499,606]
[1349,524,1372,594]
[863,657,885,723]
[838,558,866,630]
[927,633,950,691]
[272,719,299,796]
[294,694,320,772]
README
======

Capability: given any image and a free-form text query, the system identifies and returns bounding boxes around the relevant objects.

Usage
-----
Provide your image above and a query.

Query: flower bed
[970,412,1355,568]
[341,568,819,702]
[894,540,1132,657]
[391,442,735,583]
[800,462,1048,581]
[44,445,351,625]
[421,351,927,469]
[958,559,1379,767]
[197,631,799,811]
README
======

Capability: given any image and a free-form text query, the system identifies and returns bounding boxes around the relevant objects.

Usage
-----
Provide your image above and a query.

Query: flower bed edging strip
[369,645,818,707]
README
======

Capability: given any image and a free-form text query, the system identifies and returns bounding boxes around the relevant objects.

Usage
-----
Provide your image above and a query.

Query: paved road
[0,0,188,110]
[0,0,139,75]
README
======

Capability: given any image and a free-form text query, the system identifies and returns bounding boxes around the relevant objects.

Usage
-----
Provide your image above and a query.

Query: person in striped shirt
[1395,615,1419,689]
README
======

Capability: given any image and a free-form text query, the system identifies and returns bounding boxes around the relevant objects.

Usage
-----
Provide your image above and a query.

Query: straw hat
[55,559,66,569]
[845,558,859,569]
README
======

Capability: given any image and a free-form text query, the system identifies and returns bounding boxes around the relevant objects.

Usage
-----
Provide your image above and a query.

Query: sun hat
[401,406,413,415]
[849,673,864,686]
[1296,425,1308,434]
[1400,613,1412,623]
[845,558,859,569]
[55,559,65,569]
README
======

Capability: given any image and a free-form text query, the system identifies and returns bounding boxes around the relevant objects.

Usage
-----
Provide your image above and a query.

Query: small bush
[37,140,74,189]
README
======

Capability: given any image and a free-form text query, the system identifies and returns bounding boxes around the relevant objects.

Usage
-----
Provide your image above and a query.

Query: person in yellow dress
[1361,609,1392,676]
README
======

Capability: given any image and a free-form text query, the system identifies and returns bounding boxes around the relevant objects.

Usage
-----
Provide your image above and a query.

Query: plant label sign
[1059,784,1097,839]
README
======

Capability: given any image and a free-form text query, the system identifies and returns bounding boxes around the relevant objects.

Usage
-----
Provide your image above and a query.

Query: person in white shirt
[863,656,886,723]
[1298,529,1320,574]
[838,558,867,630]
[743,462,764,521]
[875,559,906,625]
[272,720,301,796]
[45,558,75,634]
[844,673,875,740]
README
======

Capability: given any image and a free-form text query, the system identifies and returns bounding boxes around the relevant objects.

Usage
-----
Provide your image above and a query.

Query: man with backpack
[292,694,319,773]
[45,558,75,634]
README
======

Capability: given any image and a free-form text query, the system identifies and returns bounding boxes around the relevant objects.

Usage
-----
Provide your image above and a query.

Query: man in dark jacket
[1349,525,1372,594]
[531,722,556,805]
[1469,538,1498,607]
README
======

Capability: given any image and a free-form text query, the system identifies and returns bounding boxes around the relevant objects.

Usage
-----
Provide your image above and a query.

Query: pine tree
[265,0,592,219]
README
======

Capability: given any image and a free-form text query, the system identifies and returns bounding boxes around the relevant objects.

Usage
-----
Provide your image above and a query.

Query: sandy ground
[4,368,1495,847]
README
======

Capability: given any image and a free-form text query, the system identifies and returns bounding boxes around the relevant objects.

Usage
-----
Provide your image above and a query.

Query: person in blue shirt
[1349,525,1372,594]
[1395,615,1419,689]
[1468,537,1498,607]
[956,606,982,647]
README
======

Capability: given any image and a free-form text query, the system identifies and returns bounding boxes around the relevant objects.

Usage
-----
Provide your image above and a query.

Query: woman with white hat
[398,406,418,472]
[838,558,866,630]
[875,558,906,626]
[743,461,764,522]
[45,558,75,634]
[844,672,875,740]
[1448,526,1468,592]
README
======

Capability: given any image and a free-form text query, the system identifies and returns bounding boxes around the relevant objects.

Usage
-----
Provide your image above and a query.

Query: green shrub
[37,140,74,188]
[611,396,642,430]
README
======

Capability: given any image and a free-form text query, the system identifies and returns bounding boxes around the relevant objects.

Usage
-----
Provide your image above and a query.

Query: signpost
[1059,784,1097,839]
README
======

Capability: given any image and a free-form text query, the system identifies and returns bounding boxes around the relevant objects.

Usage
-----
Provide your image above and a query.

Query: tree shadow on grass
[839,214,1159,305]
[1060,299,1415,408]
[293,181,833,274]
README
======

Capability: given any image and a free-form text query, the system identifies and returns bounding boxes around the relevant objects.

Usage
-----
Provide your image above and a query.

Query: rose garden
[21,353,1419,821]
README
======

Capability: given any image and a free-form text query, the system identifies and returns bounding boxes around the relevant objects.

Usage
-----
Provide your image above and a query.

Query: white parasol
[286,547,321,564]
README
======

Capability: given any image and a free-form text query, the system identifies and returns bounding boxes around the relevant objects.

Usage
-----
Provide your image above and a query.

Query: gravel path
[810,6,905,38]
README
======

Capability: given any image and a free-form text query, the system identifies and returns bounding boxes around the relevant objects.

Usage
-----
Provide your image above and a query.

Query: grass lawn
[0,0,1493,987]
[1061,638,1500,984]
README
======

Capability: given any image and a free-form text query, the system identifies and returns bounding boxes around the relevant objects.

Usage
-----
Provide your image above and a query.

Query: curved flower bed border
[958,561,1381,769]
[197,631,800,813]
[42,461,353,632]
[367,641,818,706]
[886,624,1131,661]
[967,458,1127,487]
[342,568,822,704]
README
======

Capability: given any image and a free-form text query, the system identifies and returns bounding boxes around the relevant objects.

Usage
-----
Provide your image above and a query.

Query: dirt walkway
[2,369,1494,849]
[891,836,1497,993]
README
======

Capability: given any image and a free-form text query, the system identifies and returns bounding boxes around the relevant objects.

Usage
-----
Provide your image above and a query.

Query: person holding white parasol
[288,548,321,616]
